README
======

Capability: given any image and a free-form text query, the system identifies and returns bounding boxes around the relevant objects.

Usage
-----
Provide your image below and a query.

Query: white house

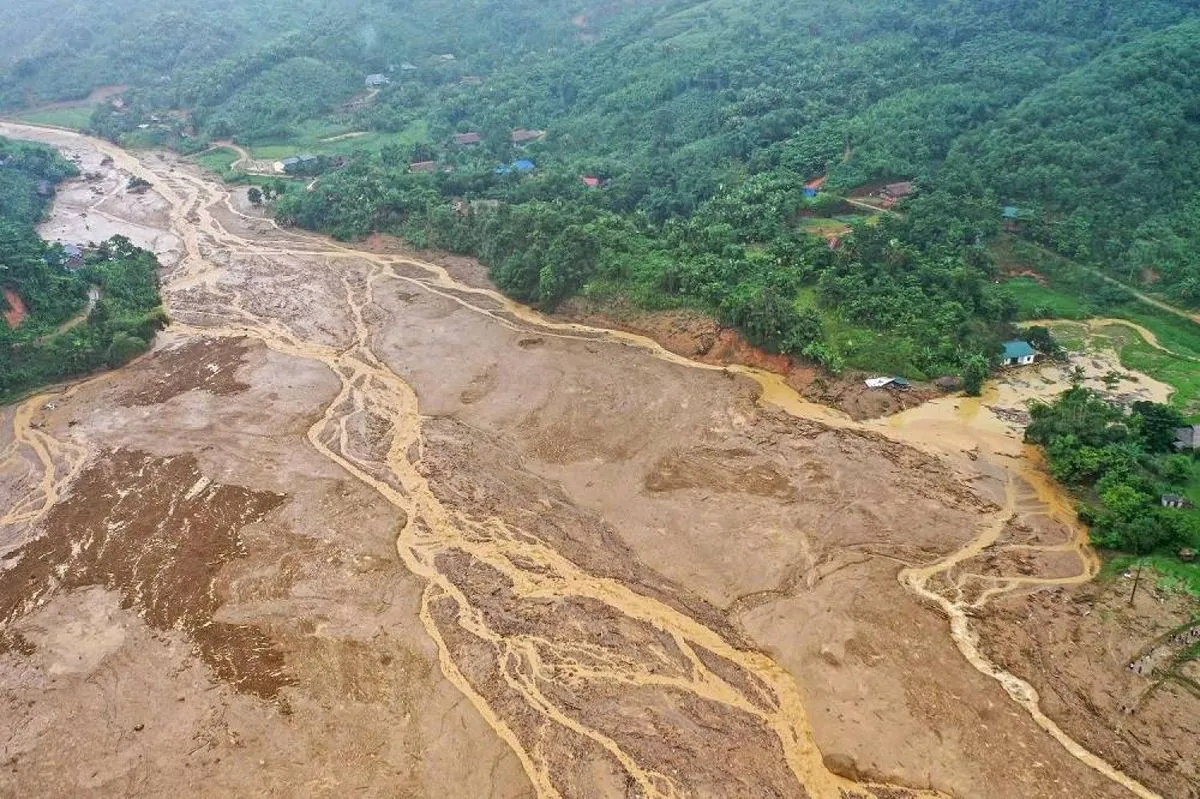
[1001,340,1037,367]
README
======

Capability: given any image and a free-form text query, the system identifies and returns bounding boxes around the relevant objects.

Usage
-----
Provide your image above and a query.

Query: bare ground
[555,297,940,421]
[0,122,1194,799]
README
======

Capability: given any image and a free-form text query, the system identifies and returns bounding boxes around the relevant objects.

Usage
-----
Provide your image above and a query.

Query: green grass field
[11,106,94,130]
[1115,304,1200,360]
[1005,277,1093,320]
[247,120,429,160]
[1104,555,1200,598]
[790,287,925,376]
[1112,331,1200,419]
[193,147,239,175]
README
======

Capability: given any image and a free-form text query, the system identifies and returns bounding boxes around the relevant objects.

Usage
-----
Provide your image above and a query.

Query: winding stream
[0,123,1170,798]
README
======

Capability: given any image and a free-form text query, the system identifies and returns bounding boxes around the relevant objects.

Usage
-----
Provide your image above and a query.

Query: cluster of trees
[942,21,1200,306]
[0,137,164,401]
[257,0,1200,380]
[7,0,1200,378]
[0,136,87,328]
[1026,387,1199,558]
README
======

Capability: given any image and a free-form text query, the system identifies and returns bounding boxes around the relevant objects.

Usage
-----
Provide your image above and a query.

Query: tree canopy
[5,0,1200,380]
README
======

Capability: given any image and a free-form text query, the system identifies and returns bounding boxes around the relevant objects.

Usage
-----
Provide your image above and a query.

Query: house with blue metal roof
[1001,340,1037,366]
[496,160,536,176]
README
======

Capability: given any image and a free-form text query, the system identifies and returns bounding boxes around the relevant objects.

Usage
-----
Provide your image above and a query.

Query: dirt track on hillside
[0,123,1195,799]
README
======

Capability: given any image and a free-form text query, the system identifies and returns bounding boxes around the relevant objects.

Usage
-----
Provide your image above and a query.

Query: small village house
[580,176,601,188]
[882,181,914,201]
[276,154,319,175]
[365,73,390,88]
[1002,205,1032,232]
[1161,494,1194,510]
[409,161,438,173]
[803,175,826,199]
[1001,340,1037,367]
[511,129,544,144]
[495,159,536,175]
[453,132,482,146]
[56,244,85,270]
[1174,424,1200,453]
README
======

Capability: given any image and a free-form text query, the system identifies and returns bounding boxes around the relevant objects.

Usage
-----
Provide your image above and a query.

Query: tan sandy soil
[977,582,1199,798]
[555,297,940,420]
[0,122,1193,799]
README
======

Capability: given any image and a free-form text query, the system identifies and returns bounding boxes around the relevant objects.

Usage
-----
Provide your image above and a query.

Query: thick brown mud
[0,122,1193,799]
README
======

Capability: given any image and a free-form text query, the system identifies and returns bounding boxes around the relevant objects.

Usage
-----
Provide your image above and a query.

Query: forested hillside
[0,137,164,399]
[4,0,1200,381]
[942,20,1200,305]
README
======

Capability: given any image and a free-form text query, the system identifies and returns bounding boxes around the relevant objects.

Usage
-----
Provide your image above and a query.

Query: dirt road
[0,123,1194,798]
[204,140,279,176]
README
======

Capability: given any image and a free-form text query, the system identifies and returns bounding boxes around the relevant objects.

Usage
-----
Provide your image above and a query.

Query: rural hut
[1001,340,1037,367]
[511,129,545,144]
[1174,424,1200,452]
[882,181,914,200]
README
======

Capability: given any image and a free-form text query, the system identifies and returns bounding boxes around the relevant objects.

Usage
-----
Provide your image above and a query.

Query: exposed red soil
[556,296,941,420]
[2,288,27,329]
[1000,267,1048,284]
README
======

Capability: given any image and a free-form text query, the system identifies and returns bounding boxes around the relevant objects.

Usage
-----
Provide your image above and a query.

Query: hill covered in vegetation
[4,0,1200,382]
[0,137,164,400]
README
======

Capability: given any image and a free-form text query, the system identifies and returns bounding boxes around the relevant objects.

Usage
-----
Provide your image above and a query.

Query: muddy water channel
[0,124,1182,798]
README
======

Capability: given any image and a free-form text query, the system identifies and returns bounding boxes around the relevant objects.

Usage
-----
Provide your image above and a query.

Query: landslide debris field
[0,123,1195,799]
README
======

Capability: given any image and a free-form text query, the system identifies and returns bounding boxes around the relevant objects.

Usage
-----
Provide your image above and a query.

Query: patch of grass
[1004,277,1093,321]
[246,120,430,160]
[791,286,931,377]
[1042,320,1090,352]
[1103,555,1200,598]
[12,106,94,130]
[797,218,849,238]
[1113,304,1200,360]
[1115,333,1200,419]
[193,147,239,175]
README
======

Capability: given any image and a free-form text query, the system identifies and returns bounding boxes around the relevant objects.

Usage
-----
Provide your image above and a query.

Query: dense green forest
[1026,386,1199,560]
[0,137,164,400]
[4,0,1200,382]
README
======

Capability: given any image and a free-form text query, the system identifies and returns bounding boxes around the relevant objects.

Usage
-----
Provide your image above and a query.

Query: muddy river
[0,123,1192,798]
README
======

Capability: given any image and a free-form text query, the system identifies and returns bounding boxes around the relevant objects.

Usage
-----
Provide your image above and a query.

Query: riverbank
[0,122,1193,799]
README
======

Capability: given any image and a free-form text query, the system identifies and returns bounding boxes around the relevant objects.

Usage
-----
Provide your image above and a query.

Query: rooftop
[511,129,544,144]
[1002,340,1036,359]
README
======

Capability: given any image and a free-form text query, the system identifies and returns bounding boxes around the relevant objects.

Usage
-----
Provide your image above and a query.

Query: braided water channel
[0,122,1167,798]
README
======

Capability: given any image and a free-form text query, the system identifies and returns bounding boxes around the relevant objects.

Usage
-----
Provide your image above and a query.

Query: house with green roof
[1001,340,1037,367]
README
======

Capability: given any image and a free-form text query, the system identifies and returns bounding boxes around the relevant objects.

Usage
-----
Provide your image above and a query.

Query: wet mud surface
[0,123,1194,799]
